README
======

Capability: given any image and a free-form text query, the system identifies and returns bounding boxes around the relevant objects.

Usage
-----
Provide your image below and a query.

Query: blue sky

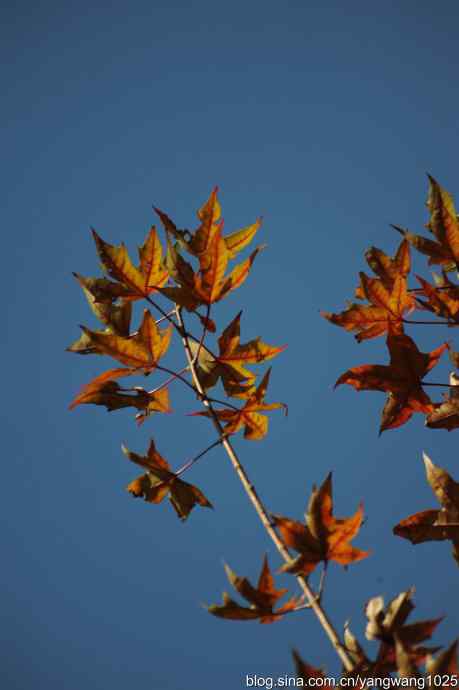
[3,1,459,688]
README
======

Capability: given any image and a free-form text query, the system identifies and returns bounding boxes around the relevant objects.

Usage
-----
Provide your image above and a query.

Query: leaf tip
[390,224,406,236]
[422,451,433,472]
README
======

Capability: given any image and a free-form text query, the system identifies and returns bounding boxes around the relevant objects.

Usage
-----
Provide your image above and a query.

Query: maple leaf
[272,474,368,576]
[68,367,171,423]
[91,227,168,300]
[394,637,459,683]
[335,334,448,433]
[69,367,137,409]
[393,176,459,269]
[193,225,231,303]
[72,272,133,309]
[190,312,286,398]
[66,274,133,354]
[354,239,411,299]
[137,226,169,294]
[425,372,459,431]
[153,206,192,253]
[207,556,300,624]
[163,234,263,308]
[343,622,371,669]
[322,272,413,342]
[157,188,263,309]
[188,186,223,260]
[224,218,263,259]
[191,368,286,440]
[81,309,172,370]
[393,454,459,565]
[425,641,459,679]
[123,440,212,521]
[67,330,104,355]
[416,275,459,322]
[394,636,423,679]
[365,589,443,675]
[155,188,262,260]
[449,347,459,369]
[160,237,202,311]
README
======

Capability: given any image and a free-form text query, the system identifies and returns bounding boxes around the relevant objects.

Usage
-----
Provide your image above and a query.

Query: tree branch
[174,305,354,672]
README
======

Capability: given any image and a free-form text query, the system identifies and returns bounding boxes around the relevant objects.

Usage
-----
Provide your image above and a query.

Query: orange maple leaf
[81,309,172,370]
[335,334,447,433]
[157,188,263,309]
[69,367,171,424]
[191,368,286,440]
[191,311,286,398]
[394,176,459,269]
[354,239,411,299]
[426,373,459,431]
[364,589,444,675]
[91,226,168,300]
[322,272,413,342]
[207,556,301,624]
[272,474,368,575]
[123,440,212,521]
[394,454,459,564]
[416,274,459,322]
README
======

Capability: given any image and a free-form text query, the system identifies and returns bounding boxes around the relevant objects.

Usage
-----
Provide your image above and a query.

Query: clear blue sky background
[3,1,459,688]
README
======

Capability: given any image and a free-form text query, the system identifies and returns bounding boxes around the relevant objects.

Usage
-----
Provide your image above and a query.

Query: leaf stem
[403,318,459,326]
[146,295,184,336]
[174,305,354,672]
[148,366,191,396]
[175,438,224,477]
[155,364,197,394]
[421,381,457,388]
[195,303,211,364]
[155,310,177,326]
[206,397,241,412]
[408,285,457,293]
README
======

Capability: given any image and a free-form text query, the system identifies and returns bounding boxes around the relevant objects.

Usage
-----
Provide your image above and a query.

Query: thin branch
[282,563,328,612]
[146,295,188,338]
[174,305,354,672]
[264,601,321,619]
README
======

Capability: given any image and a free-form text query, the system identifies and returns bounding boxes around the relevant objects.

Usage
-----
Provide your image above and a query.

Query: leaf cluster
[323,176,459,434]
[68,188,285,518]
